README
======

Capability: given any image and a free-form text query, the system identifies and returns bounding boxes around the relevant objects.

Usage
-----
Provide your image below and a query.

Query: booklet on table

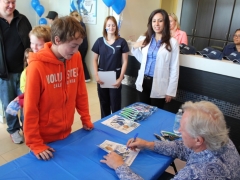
[101,115,140,134]
[98,140,140,166]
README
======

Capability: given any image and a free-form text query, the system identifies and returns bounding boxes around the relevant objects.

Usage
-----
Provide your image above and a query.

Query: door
[180,0,198,36]
[188,35,193,45]
[228,0,240,41]
[194,0,216,38]
[211,0,234,40]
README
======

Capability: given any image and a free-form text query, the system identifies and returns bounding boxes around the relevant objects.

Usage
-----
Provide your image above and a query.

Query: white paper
[101,115,140,134]
[98,71,116,88]
[98,140,140,166]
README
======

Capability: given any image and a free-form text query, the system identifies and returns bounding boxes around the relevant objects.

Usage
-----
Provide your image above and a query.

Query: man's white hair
[182,101,229,151]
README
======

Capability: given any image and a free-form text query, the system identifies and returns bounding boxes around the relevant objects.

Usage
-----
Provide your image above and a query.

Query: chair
[211,45,223,52]
[157,161,178,179]
[170,161,178,174]
[157,171,175,180]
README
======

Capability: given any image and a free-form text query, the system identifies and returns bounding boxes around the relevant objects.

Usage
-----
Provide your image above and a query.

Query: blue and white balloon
[111,0,126,15]
[39,18,47,25]
[35,4,45,17]
[31,0,40,10]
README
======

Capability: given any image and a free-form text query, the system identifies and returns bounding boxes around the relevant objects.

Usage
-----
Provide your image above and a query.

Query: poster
[70,0,97,24]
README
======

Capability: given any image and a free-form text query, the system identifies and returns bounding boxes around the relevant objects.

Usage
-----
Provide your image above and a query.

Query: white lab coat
[132,37,179,98]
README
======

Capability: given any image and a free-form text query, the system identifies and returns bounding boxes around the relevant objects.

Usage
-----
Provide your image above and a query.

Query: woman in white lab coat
[132,9,179,109]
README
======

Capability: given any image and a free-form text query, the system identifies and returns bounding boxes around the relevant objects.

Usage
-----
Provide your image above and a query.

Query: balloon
[39,18,47,25]
[31,0,40,10]
[102,0,116,7]
[112,0,126,15]
[35,5,45,17]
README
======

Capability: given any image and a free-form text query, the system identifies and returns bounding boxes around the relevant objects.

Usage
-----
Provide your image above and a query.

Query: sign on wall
[70,0,97,24]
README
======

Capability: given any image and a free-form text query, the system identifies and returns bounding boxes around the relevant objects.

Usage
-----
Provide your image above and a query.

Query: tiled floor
[0,81,185,174]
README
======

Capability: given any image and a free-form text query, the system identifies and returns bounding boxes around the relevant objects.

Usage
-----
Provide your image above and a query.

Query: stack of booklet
[98,140,140,166]
[120,103,158,122]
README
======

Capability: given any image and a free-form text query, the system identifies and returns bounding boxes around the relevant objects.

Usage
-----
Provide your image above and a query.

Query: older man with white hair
[101,101,240,179]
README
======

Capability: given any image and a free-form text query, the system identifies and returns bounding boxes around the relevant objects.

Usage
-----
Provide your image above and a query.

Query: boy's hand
[83,124,93,131]
[36,148,55,160]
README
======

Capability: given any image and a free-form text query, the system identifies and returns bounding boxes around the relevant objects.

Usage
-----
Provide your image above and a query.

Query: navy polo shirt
[92,37,129,72]
[223,43,237,56]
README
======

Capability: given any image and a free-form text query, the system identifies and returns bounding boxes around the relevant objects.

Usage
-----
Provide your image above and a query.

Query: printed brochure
[101,115,140,134]
[99,140,139,166]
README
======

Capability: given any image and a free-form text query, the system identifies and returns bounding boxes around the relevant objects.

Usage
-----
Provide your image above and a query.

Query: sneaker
[10,130,23,144]
[85,79,91,83]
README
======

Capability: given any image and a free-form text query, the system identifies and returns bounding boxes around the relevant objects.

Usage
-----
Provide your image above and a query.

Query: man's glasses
[233,34,240,39]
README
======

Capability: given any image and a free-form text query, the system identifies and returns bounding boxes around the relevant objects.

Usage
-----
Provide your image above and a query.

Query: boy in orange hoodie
[24,16,94,160]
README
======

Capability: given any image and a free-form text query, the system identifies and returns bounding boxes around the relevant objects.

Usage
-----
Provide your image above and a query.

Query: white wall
[120,0,161,41]
[16,0,108,81]
[16,0,173,81]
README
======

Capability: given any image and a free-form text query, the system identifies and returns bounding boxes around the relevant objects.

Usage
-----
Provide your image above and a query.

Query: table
[0,103,176,180]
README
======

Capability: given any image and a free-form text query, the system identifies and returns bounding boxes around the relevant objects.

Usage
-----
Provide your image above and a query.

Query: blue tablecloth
[0,104,176,180]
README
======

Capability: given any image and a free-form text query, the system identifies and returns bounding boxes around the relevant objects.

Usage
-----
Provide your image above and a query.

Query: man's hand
[127,138,154,151]
[100,151,124,170]
[36,148,55,160]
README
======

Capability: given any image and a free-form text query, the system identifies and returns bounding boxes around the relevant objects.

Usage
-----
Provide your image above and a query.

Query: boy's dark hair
[143,9,172,52]
[51,16,86,44]
[23,48,33,69]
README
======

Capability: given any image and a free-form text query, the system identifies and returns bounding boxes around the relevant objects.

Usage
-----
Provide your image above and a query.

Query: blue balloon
[102,0,116,7]
[112,0,126,14]
[35,4,45,17]
[31,0,40,10]
[39,18,47,25]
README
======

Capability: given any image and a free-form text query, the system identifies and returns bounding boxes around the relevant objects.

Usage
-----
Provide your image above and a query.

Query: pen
[126,133,138,150]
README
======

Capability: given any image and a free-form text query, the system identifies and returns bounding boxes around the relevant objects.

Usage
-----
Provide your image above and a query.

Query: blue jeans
[0,73,22,134]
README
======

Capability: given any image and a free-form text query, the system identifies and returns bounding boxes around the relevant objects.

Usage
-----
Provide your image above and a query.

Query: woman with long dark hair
[132,9,179,109]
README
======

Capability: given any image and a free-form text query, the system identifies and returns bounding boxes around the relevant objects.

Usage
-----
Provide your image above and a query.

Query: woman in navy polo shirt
[92,16,129,118]
[132,9,179,109]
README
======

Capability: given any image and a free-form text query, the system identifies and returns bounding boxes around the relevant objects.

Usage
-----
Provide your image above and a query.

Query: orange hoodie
[24,42,93,155]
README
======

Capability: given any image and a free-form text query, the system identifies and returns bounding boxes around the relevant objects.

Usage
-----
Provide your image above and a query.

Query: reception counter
[121,53,240,153]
